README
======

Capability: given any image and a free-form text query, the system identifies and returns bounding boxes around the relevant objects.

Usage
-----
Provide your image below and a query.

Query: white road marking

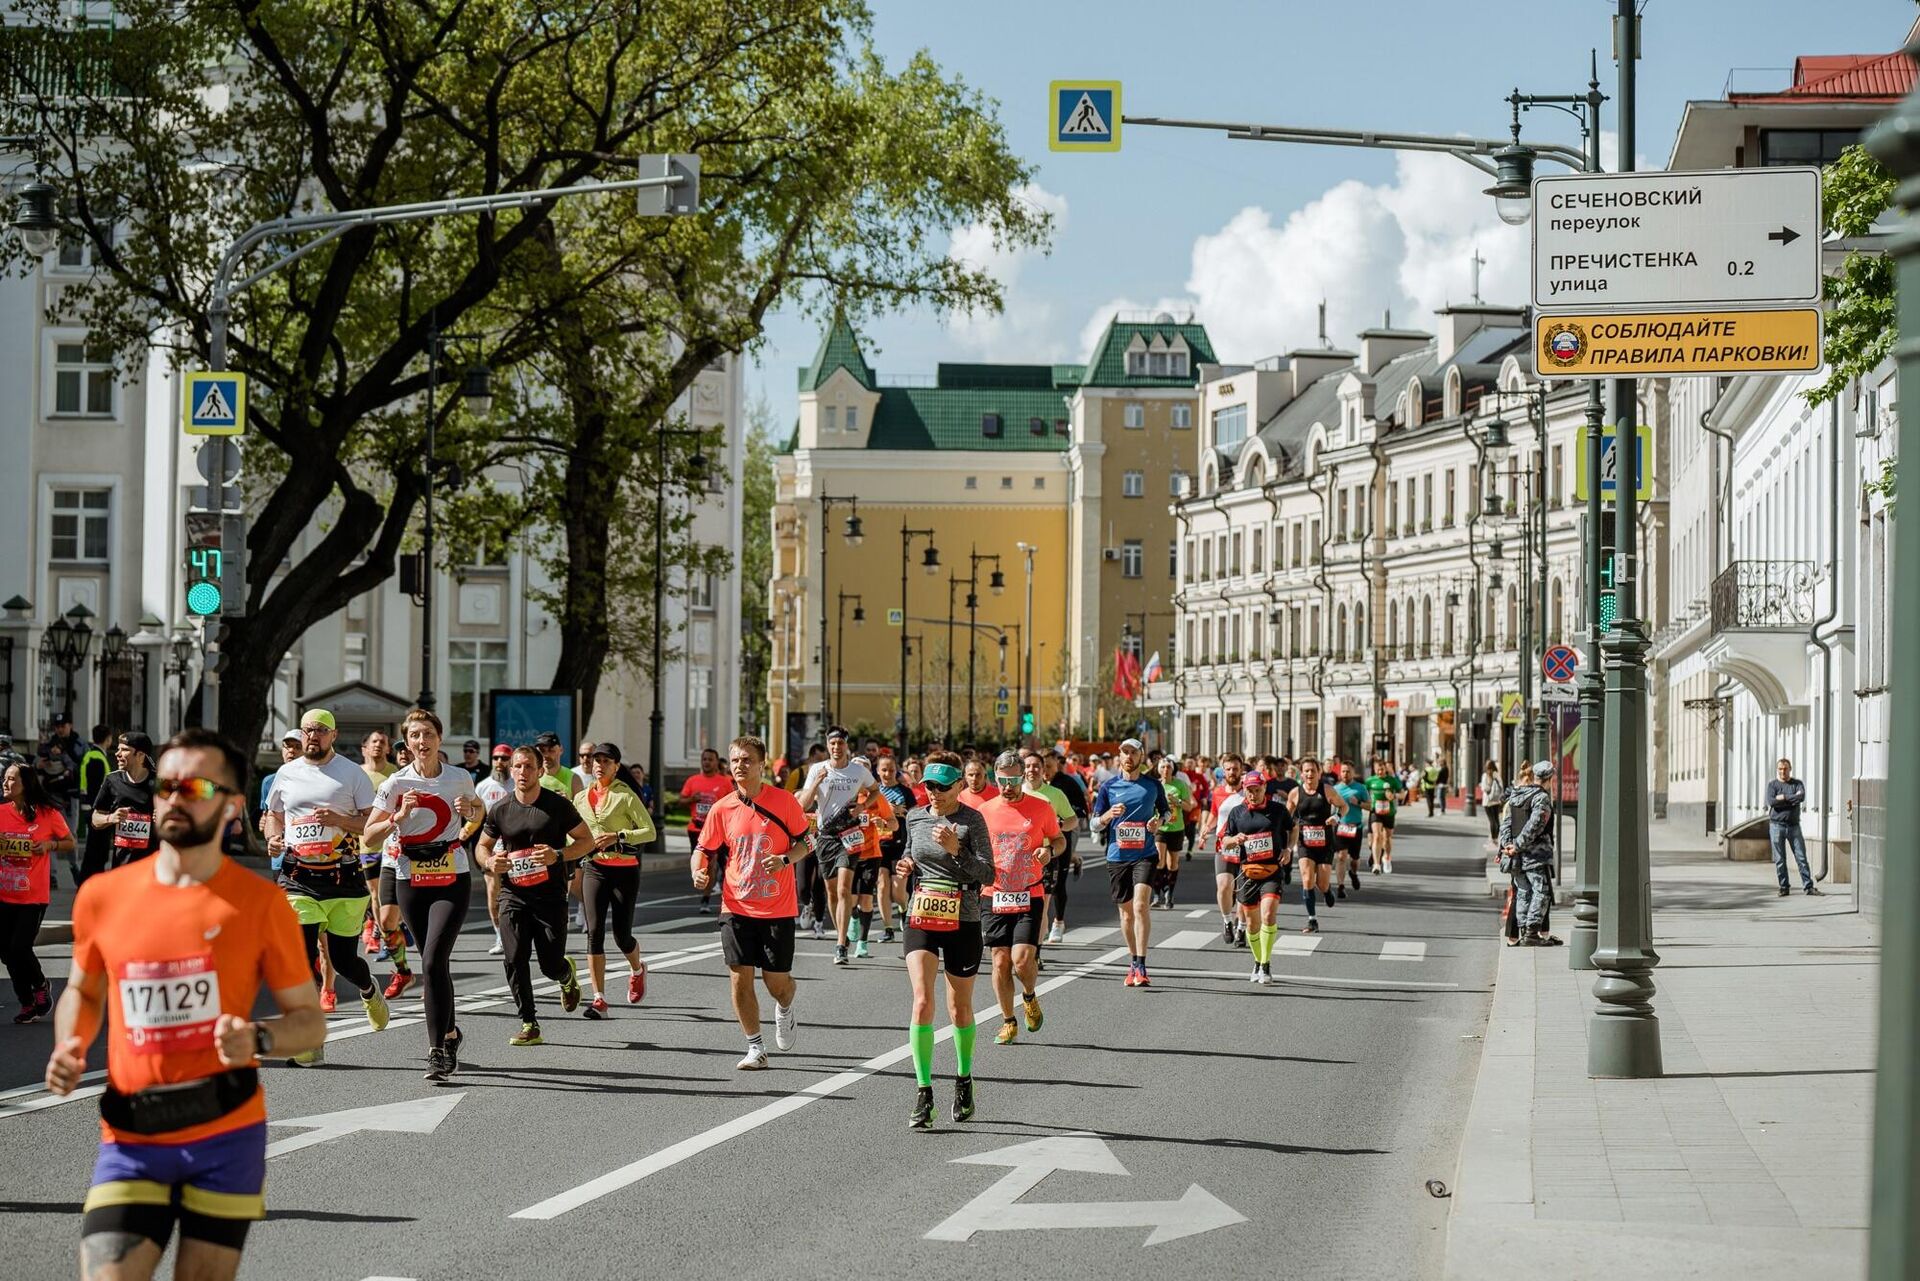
[510,946,1133,1220]
[1272,934,1323,956]
[267,1093,465,1159]
[638,915,718,934]
[1380,940,1427,961]
[1183,909,1214,919]
[1158,930,1220,950]
[1061,926,1118,945]
[1092,961,1460,990]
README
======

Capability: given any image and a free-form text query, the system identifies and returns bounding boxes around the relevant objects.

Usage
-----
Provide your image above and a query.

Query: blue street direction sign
[1050,81,1120,152]
[1574,424,1653,502]
[184,371,246,436]
[1541,645,1579,683]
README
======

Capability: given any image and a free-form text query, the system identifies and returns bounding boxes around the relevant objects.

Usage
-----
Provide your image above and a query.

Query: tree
[737,397,779,735]
[6,0,1048,752]
[1807,144,1896,408]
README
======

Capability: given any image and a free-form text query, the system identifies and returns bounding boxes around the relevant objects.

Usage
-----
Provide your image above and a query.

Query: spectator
[37,714,82,825]
[1479,762,1505,847]
[1765,757,1820,897]
[1498,760,1561,946]
[1435,756,1452,814]
[1423,757,1441,815]
[459,738,487,783]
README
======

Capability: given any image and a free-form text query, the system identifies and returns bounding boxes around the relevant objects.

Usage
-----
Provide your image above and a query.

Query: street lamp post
[1015,541,1036,742]
[166,628,194,732]
[965,548,1002,742]
[945,572,964,739]
[817,494,862,731]
[413,308,492,712]
[898,522,940,756]
[835,591,864,725]
[647,425,711,853]
[40,603,94,721]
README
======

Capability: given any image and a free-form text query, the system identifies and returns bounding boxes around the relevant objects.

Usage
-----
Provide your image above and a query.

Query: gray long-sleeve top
[1497,784,1555,865]
[1764,778,1805,826]
[900,803,996,923]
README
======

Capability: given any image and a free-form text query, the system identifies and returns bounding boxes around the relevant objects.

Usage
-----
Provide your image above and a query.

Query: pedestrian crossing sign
[1499,692,1524,724]
[1050,81,1121,152]
[184,372,247,436]
[1574,424,1653,502]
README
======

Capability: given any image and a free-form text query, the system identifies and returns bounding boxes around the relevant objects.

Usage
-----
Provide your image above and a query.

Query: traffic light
[1019,704,1035,735]
[1596,507,1618,633]
[184,512,223,617]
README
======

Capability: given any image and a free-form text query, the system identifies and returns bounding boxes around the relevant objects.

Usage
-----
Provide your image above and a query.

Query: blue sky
[747,0,1906,430]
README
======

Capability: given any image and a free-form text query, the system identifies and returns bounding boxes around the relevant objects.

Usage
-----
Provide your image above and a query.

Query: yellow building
[769,311,1212,755]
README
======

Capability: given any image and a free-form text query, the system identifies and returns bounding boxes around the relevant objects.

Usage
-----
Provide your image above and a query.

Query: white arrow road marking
[266,1093,465,1158]
[926,1132,1246,1246]
[511,947,1131,1220]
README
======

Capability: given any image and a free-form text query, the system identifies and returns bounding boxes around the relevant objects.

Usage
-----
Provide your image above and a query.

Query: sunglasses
[154,776,236,802]
[491,754,512,761]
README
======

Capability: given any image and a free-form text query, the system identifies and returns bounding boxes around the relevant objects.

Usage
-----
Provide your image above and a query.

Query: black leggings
[395,874,470,1048]
[299,922,375,996]
[498,895,572,1024]
[794,850,825,918]
[0,902,47,1004]
[581,863,639,956]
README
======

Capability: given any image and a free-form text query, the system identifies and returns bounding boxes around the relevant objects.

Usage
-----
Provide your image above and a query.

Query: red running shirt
[696,786,807,920]
[0,803,69,906]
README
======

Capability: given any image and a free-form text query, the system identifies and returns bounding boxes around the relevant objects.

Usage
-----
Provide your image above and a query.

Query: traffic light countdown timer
[184,511,224,616]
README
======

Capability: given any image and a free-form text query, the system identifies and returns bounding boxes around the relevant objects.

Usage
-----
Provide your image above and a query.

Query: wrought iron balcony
[1709,559,1815,633]
[0,25,133,101]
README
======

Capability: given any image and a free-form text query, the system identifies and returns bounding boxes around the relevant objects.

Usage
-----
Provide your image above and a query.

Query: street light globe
[852,605,866,626]
[843,513,864,546]
[921,546,941,575]
[1483,143,1536,227]
[460,363,493,417]
[989,568,1005,595]
[1493,193,1532,227]
[11,180,59,256]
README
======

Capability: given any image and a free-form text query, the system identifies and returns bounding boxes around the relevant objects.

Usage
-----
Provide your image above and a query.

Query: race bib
[286,812,338,864]
[907,877,961,932]
[0,833,34,861]
[120,955,221,1055]
[692,799,714,823]
[114,813,153,849]
[1116,821,1147,851]
[1373,800,1393,815]
[507,853,550,887]
[1337,821,1360,839]
[408,844,459,887]
[1300,825,1327,848]
[841,820,868,854]
[990,888,1032,914]
[1243,833,1275,860]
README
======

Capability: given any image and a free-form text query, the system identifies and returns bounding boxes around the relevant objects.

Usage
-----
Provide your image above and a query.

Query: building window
[1230,532,1242,576]
[448,639,509,741]
[1033,476,1046,490]
[1444,467,1456,526]
[1149,351,1169,376]
[822,405,837,432]
[1200,539,1212,580]
[1309,519,1321,562]
[1120,539,1143,578]
[981,414,1003,437]
[683,665,715,752]
[50,487,110,561]
[844,406,858,433]
[1337,490,1349,541]
[1122,470,1145,497]
[688,570,715,610]
[1758,128,1859,167]
[52,340,116,417]
[1126,351,1146,376]
[1000,476,1013,490]
[1170,469,1190,497]
[1053,418,1070,436]
[1212,403,1247,446]
[1124,403,1145,429]
[1422,473,1434,531]
[1171,351,1188,377]
[1551,443,1565,506]
[1171,403,1191,429]
[964,476,978,490]
[1251,527,1264,573]
[1029,416,1047,435]
[1168,540,1179,578]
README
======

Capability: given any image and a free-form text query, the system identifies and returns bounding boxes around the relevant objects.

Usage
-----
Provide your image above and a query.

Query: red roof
[1730,51,1914,103]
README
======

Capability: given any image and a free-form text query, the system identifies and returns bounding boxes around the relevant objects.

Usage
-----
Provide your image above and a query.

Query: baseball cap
[301,708,337,731]
[591,743,623,763]
[491,743,513,758]
[279,728,302,745]
[462,739,481,751]
[119,731,154,758]
[534,731,562,748]
[1119,737,1144,752]
[1241,771,1268,790]
[923,762,962,788]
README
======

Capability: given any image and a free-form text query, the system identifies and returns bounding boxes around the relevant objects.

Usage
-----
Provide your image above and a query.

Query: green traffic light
[186,580,222,616]
[1597,590,1618,631]
[1020,712,1035,734]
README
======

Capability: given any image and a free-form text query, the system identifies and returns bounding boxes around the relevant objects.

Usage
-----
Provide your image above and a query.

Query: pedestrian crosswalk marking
[1159,930,1219,950]
[1380,940,1427,961]
[1272,935,1323,956]
[638,915,717,934]
[1062,926,1118,945]
[1184,908,1214,919]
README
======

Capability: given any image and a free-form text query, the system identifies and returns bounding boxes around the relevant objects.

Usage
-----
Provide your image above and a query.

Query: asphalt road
[0,818,1499,1280]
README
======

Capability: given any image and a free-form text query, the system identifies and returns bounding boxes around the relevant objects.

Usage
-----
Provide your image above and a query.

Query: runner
[573,743,656,1017]
[46,728,323,1281]
[796,726,875,963]
[893,751,995,1128]
[262,709,387,1061]
[1222,769,1296,979]
[1026,753,1078,947]
[1203,754,1247,946]
[355,727,410,991]
[362,710,483,1080]
[1151,756,1195,909]
[1364,758,1405,873]
[535,731,582,799]
[874,754,917,943]
[1038,750,1086,945]
[1288,757,1343,933]
[956,757,1000,809]
[2,761,74,1022]
[1334,761,1369,894]
[693,736,808,1070]
[88,731,157,874]
[475,745,513,954]
[1089,738,1168,987]
[837,781,896,961]
[477,747,593,1045]
[979,751,1063,1045]
[681,748,732,913]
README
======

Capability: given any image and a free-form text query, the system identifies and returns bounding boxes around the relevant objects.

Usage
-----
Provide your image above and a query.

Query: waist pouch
[100,1067,258,1135]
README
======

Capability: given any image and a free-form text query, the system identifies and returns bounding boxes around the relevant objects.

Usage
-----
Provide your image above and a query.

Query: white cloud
[945,182,1072,358]
[1076,152,1533,364]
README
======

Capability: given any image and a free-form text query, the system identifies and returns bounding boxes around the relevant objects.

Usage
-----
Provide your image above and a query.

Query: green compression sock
[910,1023,934,1087]
[954,1021,977,1077]
[1259,925,1278,964]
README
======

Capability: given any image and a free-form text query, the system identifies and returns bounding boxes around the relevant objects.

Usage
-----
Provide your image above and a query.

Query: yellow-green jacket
[574,779,656,862]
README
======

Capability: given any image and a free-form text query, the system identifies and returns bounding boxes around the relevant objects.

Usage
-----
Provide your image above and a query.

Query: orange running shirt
[978,793,1062,901]
[73,858,309,1145]
[696,785,806,919]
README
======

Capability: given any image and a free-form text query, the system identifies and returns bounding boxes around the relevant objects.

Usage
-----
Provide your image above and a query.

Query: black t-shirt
[1226,799,1293,868]
[1051,770,1088,818]
[483,789,582,904]
[91,770,157,864]
[879,783,915,854]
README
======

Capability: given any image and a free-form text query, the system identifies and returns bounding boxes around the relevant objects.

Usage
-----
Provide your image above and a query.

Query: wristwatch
[252,1023,274,1059]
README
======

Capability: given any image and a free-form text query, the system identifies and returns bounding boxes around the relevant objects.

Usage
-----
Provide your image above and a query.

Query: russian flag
[1141,651,1163,685]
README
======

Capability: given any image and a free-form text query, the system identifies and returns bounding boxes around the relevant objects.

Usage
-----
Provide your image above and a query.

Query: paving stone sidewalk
[1445,830,1876,1280]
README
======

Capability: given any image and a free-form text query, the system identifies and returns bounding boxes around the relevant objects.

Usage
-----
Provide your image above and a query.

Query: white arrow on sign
[266,1093,466,1159]
[925,1132,1245,1247]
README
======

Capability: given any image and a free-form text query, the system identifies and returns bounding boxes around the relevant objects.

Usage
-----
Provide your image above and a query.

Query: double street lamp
[898,522,940,755]
[38,602,94,721]
[1478,399,1553,765]
[817,493,861,732]
[834,590,864,725]
[963,548,1002,741]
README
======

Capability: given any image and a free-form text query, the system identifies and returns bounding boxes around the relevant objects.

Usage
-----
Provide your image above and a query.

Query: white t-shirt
[476,774,511,811]
[1212,791,1245,848]
[374,765,479,880]
[804,758,875,825]
[266,754,375,865]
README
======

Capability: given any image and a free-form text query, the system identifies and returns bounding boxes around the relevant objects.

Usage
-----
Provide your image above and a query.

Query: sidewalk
[1445,832,1875,1280]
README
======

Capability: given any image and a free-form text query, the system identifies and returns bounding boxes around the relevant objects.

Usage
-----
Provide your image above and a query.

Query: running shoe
[737,1047,770,1071]
[375,940,391,962]
[361,990,390,1032]
[774,1002,797,1051]
[1022,996,1043,1033]
[1303,919,1320,934]
[854,940,871,960]
[1256,965,1273,985]
[290,1043,326,1067]
[1234,924,1248,949]
[362,921,379,955]
[1222,918,1237,946]
[627,964,646,1005]
[910,1086,935,1130]
[811,918,827,941]
[319,987,337,1013]
[1383,856,1393,874]
[11,1003,41,1025]
[833,946,849,967]
[510,1022,544,1046]
[559,959,581,1012]
[443,1026,463,1076]
[487,935,504,956]
[583,996,609,1020]
[1248,965,1262,983]
[1048,921,1066,945]
[1134,967,1152,988]
[384,970,414,1000]
[698,900,711,914]
[848,917,863,946]
[995,1018,1018,1046]
[1336,886,1347,900]
[424,1047,451,1081]
[952,1075,976,1123]
[1122,964,1140,987]
[797,908,815,931]
[881,928,897,944]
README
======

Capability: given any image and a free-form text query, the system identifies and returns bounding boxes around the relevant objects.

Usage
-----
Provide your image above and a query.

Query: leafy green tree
[4,0,1047,751]
[1807,144,1896,408]
[737,397,779,735]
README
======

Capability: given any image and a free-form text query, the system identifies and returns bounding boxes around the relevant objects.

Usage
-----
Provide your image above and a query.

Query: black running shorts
[981,900,1045,949]
[902,921,983,977]
[720,914,797,973]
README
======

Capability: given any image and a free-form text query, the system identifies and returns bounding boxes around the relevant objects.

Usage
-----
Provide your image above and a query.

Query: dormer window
[822,406,837,432]
[845,406,858,433]
[1170,351,1188,376]
[982,413,1002,438]
[1029,416,1047,435]
[1149,351,1169,376]
[1126,351,1147,376]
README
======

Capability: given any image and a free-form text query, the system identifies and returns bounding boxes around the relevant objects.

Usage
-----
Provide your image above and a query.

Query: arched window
[1335,603,1348,661]
[1550,576,1565,645]
[1484,588,1499,647]
[1420,596,1433,658]
[1353,603,1366,656]
[1505,584,1518,644]
[1387,599,1399,660]
[1444,366,1463,419]
[1444,595,1457,657]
